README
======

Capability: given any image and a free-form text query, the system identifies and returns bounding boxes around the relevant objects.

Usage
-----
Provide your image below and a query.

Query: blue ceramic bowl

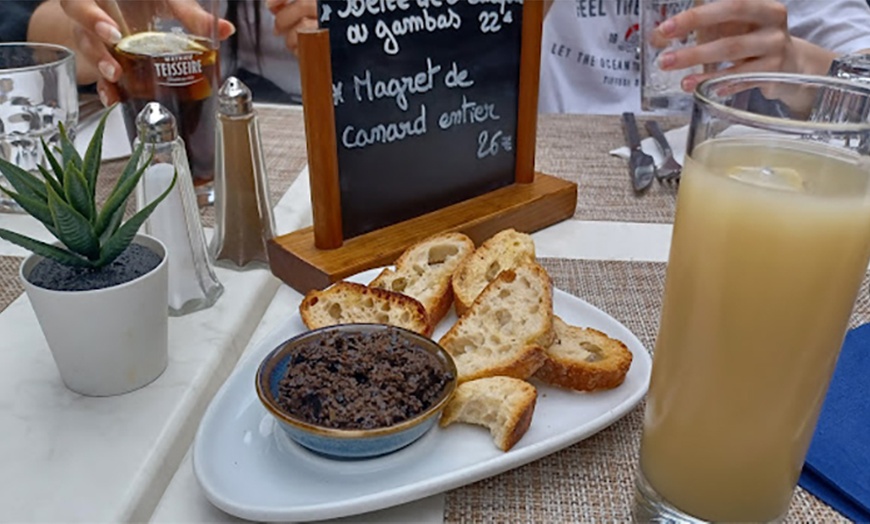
[255,324,457,459]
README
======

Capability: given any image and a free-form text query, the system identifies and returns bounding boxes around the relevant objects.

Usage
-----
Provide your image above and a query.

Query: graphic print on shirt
[540,0,870,114]
[548,0,641,90]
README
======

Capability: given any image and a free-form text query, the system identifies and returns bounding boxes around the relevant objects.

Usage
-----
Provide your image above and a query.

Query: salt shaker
[210,76,276,269]
[134,102,223,316]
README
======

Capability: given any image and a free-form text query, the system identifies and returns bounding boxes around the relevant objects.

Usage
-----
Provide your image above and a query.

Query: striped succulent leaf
[0,105,176,269]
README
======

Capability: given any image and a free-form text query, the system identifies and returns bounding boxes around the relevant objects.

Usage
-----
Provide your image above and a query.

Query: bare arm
[791,38,839,76]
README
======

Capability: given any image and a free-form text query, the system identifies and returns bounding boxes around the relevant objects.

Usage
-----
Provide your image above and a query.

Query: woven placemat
[93,106,308,228]
[94,158,128,207]
[444,258,868,523]
[536,114,684,224]
[0,256,23,313]
[258,106,308,203]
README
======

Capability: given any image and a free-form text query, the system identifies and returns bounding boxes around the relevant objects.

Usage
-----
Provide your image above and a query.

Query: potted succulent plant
[0,107,176,396]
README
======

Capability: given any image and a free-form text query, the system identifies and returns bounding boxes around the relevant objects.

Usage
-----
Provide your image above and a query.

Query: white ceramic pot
[20,234,169,396]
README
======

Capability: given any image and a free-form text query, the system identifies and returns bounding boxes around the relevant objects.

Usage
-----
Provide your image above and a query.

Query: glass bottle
[134,102,223,316]
[210,76,276,269]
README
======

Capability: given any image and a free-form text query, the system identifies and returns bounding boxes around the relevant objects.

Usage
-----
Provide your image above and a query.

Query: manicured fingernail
[659,19,676,36]
[98,88,109,107]
[97,89,109,107]
[658,52,676,69]
[98,61,116,81]
[217,21,236,40]
[265,0,282,8]
[95,21,122,44]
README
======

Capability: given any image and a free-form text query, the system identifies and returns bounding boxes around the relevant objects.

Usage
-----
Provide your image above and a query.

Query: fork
[644,120,682,184]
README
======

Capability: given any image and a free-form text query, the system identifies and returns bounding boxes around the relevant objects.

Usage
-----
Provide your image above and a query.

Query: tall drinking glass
[0,43,77,212]
[635,73,870,522]
[640,0,719,113]
[104,0,220,206]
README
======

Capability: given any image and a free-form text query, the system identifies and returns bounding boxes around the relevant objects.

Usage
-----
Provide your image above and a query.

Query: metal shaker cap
[218,76,253,116]
[136,102,177,143]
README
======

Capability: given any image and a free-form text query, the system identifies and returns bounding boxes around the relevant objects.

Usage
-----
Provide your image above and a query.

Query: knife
[621,112,656,192]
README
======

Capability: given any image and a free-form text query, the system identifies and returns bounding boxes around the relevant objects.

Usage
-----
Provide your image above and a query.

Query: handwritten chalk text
[353,59,441,110]
[337,0,412,19]
[438,95,500,130]
[374,8,462,54]
[444,62,474,88]
[342,104,428,149]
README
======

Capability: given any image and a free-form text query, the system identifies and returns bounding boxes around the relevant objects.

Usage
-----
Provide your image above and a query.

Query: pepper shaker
[135,102,223,316]
[210,76,276,269]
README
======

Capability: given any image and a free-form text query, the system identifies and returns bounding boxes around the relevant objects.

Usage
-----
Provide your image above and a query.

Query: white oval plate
[193,268,652,522]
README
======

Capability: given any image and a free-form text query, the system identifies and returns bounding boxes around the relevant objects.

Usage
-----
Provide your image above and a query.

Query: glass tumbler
[0,43,77,212]
[635,73,870,522]
[104,0,220,206]
[640,0,716,113]
[810,52,870,126]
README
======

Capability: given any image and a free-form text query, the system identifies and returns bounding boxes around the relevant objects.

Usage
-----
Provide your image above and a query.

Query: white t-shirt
[539,0,870,115]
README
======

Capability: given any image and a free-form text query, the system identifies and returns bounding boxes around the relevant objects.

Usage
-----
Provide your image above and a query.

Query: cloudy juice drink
[639,136,870,522]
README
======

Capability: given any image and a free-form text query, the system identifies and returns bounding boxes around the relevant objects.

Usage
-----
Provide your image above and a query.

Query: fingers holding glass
[165,0,235,40]
[272,0,318,55]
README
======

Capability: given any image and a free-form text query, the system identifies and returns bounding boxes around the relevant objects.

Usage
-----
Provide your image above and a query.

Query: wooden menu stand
[268,3,578,293]
[269,173,577,293]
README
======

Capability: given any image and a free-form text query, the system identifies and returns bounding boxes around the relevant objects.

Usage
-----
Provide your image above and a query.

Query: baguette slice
[452,229,536,316]
[299,281,431,335]
[439,376,537,451]
[439,262,554,383]
[370,232,475,326]
[535,316,633,391]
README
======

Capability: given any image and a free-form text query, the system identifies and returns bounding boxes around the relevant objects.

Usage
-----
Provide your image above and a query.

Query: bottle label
[153,54,204,87]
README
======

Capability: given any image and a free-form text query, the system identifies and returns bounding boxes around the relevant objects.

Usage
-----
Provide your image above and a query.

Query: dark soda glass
[112,31,219,205]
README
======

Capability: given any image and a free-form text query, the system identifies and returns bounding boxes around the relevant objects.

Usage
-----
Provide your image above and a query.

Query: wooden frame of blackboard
[268,1,577,293]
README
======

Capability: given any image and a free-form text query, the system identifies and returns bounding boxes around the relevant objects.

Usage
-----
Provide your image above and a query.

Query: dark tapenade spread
[276,328,454,430]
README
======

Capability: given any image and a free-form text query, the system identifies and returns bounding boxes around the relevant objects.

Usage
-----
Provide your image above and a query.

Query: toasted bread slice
[535,316,633,391]
[370,232,475,326]
[299,281,431,335]
[439,376,537,451]
[439,262,554,383]
[452,229,536,316]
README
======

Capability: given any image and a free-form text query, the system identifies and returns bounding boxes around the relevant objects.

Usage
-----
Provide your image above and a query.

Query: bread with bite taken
[439,376,537,451]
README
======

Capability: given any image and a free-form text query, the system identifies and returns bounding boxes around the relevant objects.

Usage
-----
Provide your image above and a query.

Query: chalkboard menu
[318,0,525,238]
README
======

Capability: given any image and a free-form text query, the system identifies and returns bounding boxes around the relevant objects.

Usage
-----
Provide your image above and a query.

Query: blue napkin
[799,323,870,522]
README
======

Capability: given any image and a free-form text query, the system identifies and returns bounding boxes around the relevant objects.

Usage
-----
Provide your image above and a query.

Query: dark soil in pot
[28,243,162,291]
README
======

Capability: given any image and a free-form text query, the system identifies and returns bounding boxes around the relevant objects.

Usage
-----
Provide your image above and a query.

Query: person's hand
[58,0,235,105]
[267,0,318,55]
[651,0,834,93]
